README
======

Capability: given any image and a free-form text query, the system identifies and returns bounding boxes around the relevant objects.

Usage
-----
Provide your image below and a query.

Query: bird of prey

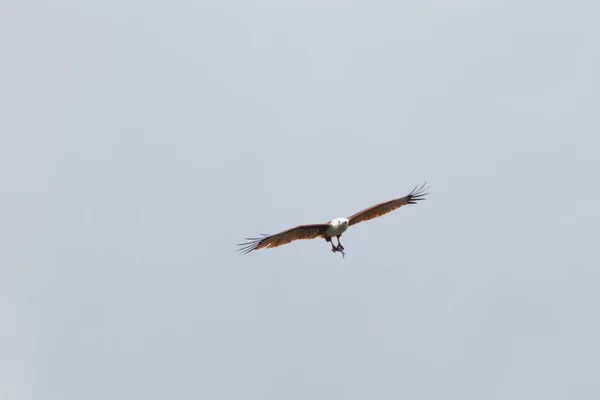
[238,183,429,258]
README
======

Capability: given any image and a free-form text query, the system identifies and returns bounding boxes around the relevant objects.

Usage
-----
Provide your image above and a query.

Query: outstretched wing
[238,224,329,255]
[347,183,429,227]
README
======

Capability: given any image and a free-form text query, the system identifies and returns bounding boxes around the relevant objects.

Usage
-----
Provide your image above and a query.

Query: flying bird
[238,183,429,258]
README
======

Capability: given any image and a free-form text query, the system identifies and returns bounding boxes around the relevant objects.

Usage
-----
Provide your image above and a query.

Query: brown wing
[348,183,429,227]
[237,224,329,255]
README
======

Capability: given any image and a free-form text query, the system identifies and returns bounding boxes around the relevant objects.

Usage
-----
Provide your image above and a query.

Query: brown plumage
[238,224,330,255]
[238,183,429,257]
[348,183,428,226]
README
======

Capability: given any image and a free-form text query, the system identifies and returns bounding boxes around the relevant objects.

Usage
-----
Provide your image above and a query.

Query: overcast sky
[2,0,600,399]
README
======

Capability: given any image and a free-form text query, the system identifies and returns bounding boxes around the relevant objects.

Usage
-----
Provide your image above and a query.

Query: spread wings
[237,224,329,255]
[347,183,429,227]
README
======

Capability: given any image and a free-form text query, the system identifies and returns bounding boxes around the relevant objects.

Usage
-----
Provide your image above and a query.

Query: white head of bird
[327,217,349,236]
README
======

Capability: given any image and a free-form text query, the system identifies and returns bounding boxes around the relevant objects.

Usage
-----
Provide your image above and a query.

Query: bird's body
[238,183,429,258]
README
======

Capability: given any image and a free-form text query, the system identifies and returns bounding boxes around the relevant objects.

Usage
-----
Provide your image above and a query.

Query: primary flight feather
[238,183,429,258]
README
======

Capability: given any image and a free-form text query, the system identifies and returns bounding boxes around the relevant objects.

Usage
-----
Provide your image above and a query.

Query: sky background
[2,0,600,399]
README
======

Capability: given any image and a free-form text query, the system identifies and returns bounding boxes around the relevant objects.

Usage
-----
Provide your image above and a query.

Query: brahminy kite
[238,183,429,258]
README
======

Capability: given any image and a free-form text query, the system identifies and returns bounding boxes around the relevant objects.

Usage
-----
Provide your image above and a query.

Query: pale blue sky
[2,1,599,399]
